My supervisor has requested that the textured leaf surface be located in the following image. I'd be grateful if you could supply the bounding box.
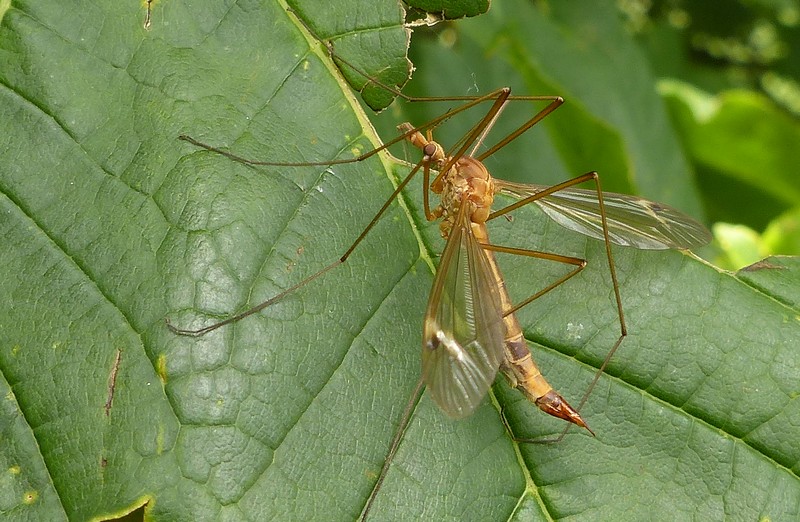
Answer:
[1,1,798,521]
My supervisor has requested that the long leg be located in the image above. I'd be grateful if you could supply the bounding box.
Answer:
[171,84,530,336]
[169,79,559,336]
[481,243,586,317]
[167,98,576,336]
[488,171,625,337]
[177,86,513,170]
[359,377,426,522]
[288,8,557,104]
[173,89,570,336]
[178,82,558,176]
[167,156,427,336]
[286,6,566,172]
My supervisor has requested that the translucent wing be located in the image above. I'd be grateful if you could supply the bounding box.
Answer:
[422,207,507,419]
[495,180,712,250]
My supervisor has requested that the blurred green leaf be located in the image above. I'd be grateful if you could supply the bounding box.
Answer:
[712,208,800,270]
[635,0,800,107]
[662,81,800,228]
[1,1,799,521]
[713,222,767,270]
[631,0,800,256]
[764,206,800,257]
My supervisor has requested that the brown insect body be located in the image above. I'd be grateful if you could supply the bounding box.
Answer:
[406,124,590,431]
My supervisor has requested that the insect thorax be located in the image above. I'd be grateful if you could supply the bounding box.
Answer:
[436,156,495,239]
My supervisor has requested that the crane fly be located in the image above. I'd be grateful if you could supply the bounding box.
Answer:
[403,119,595,429]
[167,17,712,521]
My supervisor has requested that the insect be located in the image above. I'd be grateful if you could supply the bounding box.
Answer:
[167,14,711,520]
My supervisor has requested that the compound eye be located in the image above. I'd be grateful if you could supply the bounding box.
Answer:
[423,143,437,158]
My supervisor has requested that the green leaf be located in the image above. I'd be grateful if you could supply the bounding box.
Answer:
[713,222,767,270]
[764,207,800,258]
[405,0,490,20]
[287,0,410,111]
[712,210,800,271]
[1,1,799,521]
[736,256,800,310]
[661,80,800,229]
